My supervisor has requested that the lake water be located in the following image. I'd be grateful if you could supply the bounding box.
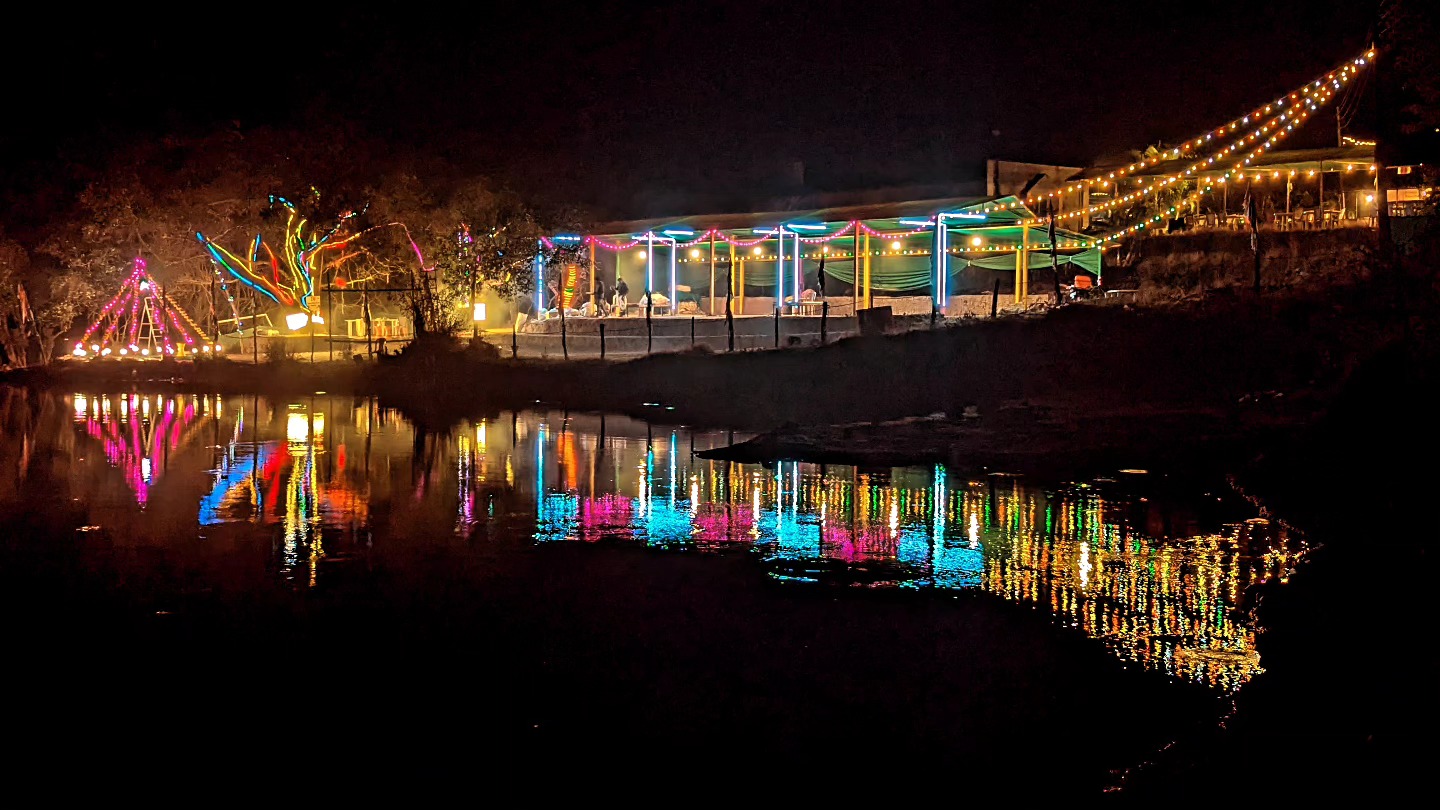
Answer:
[0,388,1308,787]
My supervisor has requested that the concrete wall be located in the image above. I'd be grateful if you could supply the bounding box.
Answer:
[506,314,862,358]
[874,294,1053,316]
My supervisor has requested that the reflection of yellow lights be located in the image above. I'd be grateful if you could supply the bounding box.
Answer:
[476,421,487,451]
[73,394,88,419]
[286,413,310,443]
[313,412,324,438]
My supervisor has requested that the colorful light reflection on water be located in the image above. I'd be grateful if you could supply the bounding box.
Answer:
[58,396,1305,691]
[521,415,1306,692]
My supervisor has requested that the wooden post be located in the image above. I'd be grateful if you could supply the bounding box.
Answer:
[725,259,735,353]
[363,286,372,359]
[251,290,259,364]
[599,321,605,359]
[645,298,653,354]
[708,232,717,316]
[511,320,517,358]
[821,301,828,344]
[1337,164,1345,220]
[773,308,780,349]
[560,304,568,359]
[690,316,696,347]
[1252,241,1262,294]
[991,277,1000,318]
[588,241,596,304]
[327,283,334,361]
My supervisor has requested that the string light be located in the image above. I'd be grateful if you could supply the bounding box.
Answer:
[1026,65,1359,227]
[75,257,212,357]
[940,51,1374,225]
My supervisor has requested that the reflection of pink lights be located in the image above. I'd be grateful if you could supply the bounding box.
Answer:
[691,504,755,544]
[577,495,634,542]
[819,524,897,562]
[78,394,203,506]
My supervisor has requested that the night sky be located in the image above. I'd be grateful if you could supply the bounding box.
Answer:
[6,1,1376,217]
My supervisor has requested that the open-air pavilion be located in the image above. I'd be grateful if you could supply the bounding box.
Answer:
[549,195,1102,320]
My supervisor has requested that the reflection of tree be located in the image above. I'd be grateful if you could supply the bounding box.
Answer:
[0,387,73,499]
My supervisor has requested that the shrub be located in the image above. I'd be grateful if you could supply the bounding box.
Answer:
[265,337,298,365]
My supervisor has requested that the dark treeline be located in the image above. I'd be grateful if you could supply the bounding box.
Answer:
[0,122,590,367]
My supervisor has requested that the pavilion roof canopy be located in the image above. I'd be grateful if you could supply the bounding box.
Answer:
[595,195,1008,237]
[591,194,1091,251]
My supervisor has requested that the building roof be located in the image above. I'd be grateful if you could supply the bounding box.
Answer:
[1076,144,1377,181]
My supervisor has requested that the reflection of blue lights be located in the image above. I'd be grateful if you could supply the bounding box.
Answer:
[533,423,580,542]
[538,493,579,542]
[199,441,274,525]
[636,499,693,547]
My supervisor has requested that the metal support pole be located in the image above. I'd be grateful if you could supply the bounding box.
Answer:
[851,222,860,313]
[775,230,784,314]
[863,230,872,308]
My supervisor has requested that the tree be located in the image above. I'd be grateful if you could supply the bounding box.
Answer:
[0,235,32,366]
[0,232,102,367]
[407,183,548,337]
